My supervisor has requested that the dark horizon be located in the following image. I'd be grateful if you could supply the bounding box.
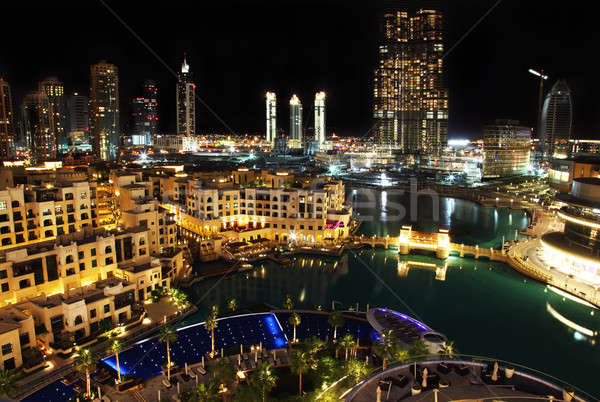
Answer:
[2,0,598,140]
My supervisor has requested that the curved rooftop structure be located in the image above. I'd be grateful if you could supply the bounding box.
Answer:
[367,308,446,351]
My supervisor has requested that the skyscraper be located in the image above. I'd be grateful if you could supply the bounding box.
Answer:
[176,55,195,136]
[314,91,326,146]
[289,94,303,148]
[66,92,89,146]
[90,61,120,161]
[129,80,158,147]
[39,77,68,154]
[482,120,532,178]
[266,92,277,146]
[22,91,55,162]
[373,9,448,153]
[0,78,15,159]
[541,80,573,158]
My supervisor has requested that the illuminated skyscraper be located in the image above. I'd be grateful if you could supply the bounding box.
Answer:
[129,80,158,147]
[66,92,89,146]
[90,61,120,161]
[482,120,531,178]
[314,91,326,146]
[176,55,195,136]
[289,94,303,147]
[22,91,55,162]
[0,78,16,159]
[373,9,448,153]
[39,77,68,154]
[541,80,572,158]
[266,92,277,146]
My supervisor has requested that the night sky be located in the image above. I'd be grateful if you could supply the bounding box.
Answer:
[2,1,598,139]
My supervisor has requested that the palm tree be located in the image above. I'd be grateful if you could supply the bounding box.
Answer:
[345,358,368,384]
[158,325,178,380]
[392,348,410,364]
[328,311,345,340]
[288,311,301,343]
[228,298,238,312]
[409,338,430,360]
[439,340,458,359]
[212,359,236,389]
[0,370,16,397]
[194,379,220,401]
[250,363,277,402]
[372,329,397,371]
[108,339,124,383]
[339,334,356,361]
[205,311,219,357]
[74,348,97,397]
[301,336,325,368]
[283,294,294,310]
[290,350,310,395]
[211,304,220,316]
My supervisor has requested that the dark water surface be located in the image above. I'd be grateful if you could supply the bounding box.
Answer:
[184,189,599,395]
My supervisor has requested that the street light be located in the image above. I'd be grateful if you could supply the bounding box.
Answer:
[528,68,548,155]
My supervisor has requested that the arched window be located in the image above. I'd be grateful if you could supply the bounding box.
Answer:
[105,245,112,254]
[272,196,278,202]
[74,315,83,325]
[206,197,212,203]
[65,255,74,264]
[317,198,323,203]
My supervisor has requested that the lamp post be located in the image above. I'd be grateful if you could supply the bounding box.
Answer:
[528,68,548,156]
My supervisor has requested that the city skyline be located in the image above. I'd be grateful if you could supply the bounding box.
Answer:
[1,1,598,140]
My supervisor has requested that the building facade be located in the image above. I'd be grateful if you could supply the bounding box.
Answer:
[373,9,448,153]
[39,77,68,155]
[0,79,16,160]
[22,92,56,163]
[266,92,277,146]
[66,92,90,148]
[482,120,531,179]
[541,80,572,159]
[314,91,326,147]
[128,80,158,147]
[176,56,195,136]
[289,94,303,148]
[90,61,120,161]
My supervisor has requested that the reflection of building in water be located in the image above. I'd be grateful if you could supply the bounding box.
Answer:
[546,301,596,345]
[396,259,447,281]
[194,254,349,308]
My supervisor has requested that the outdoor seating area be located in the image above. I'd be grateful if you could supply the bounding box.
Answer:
[370,308,429,346]
[346,360,574,402]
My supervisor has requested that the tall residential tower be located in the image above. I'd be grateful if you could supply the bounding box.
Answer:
[66,92,89,147]
[289,94,303,148]
[541,80,573,158]
[130,80,158,147]
[90,61,120,161]
[0,79,16,159]
[176,55,195,136]
[314,91,326,146]
[22,91,55,162]
[373,9,448,153]
[266,92,277,146]
[39,77,68,154]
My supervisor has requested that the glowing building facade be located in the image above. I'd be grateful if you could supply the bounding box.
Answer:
[541,80,572,158]
[373,9,448,153]
[266,92,277,146]
[314,91,326,146]
[289,94,303,148]
[90,61,120,161]
[0,79,15,159]
[543,178,600,285]
[176,56,195,136]
[66,92,89,147]
[482,120,531,179]
[22,92,55,162]
[39,77,68,154]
